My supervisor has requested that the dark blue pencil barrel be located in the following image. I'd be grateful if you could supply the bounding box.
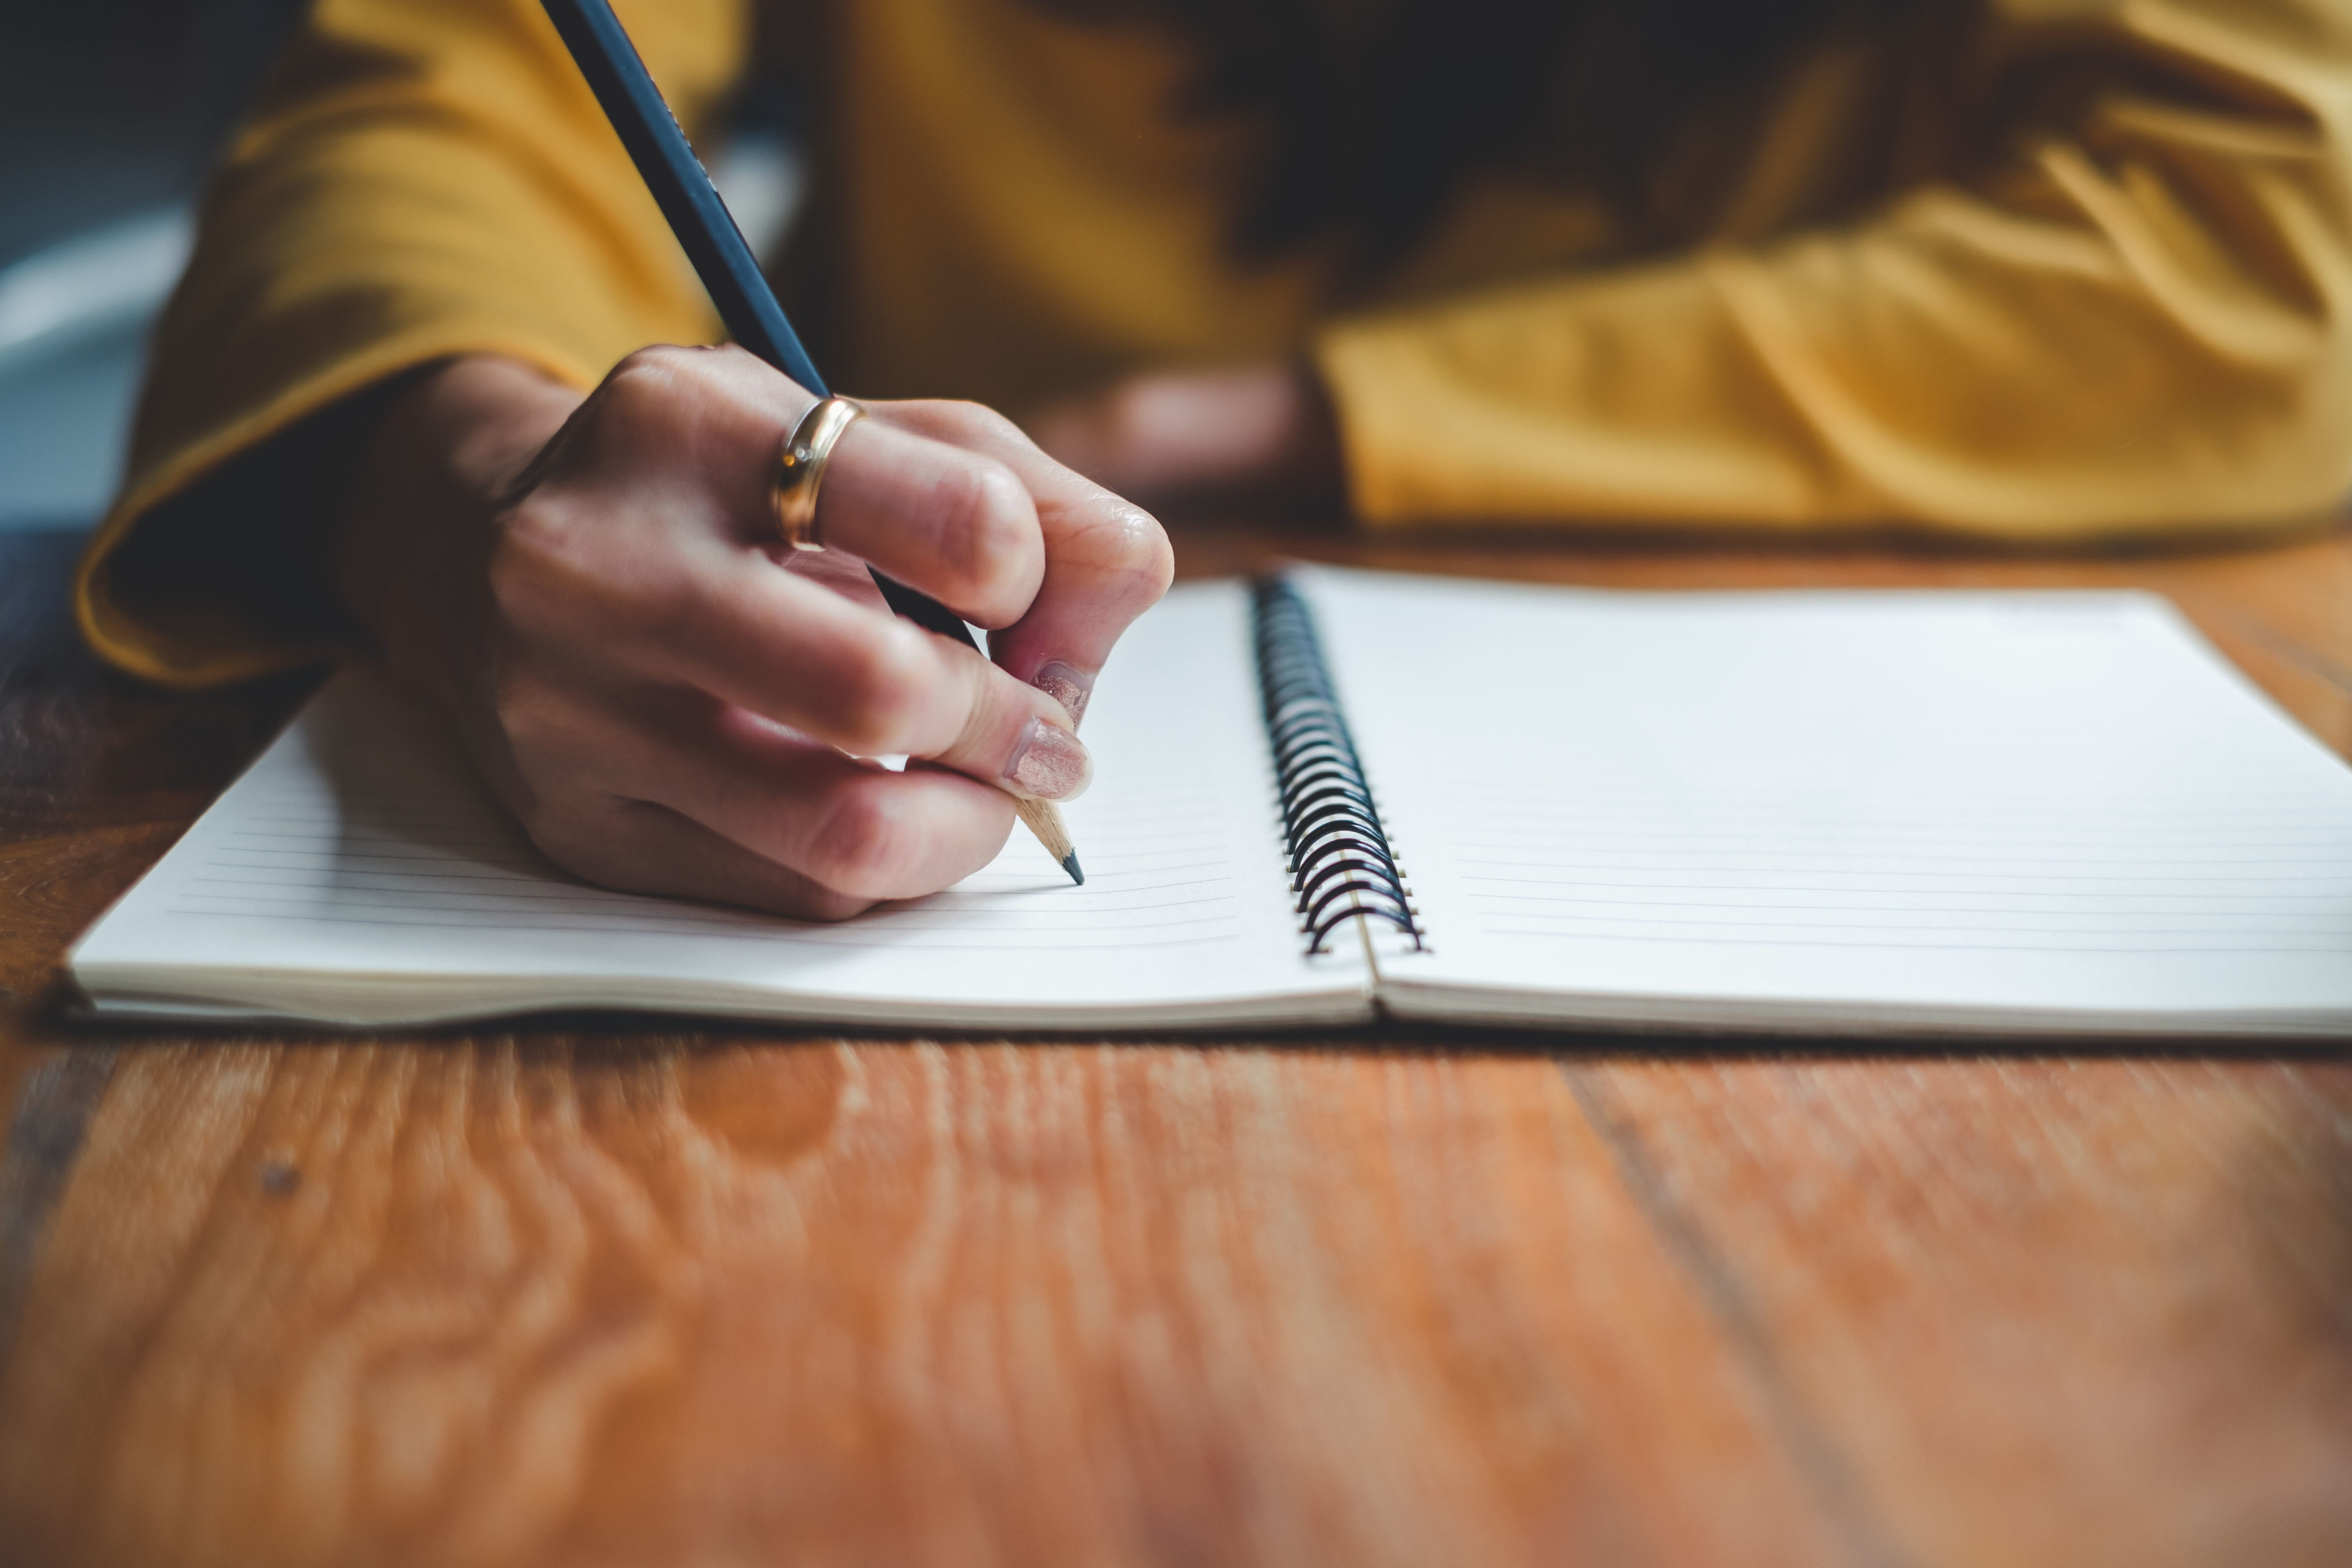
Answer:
[538,0,827,394]
[537,0,980,650]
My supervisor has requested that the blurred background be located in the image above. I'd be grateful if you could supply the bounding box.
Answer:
[0,2,305,534]
[0,2,802,536]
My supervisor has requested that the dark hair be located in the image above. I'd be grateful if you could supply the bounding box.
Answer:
[1138,0,1933,273]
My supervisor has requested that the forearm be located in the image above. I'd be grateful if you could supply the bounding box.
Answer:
[78,0,740,689]
[1310,0,2352,537]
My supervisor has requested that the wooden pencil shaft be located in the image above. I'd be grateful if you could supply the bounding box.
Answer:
[1015,797,1072,861]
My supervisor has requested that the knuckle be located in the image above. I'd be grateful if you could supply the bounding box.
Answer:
[487,498,610,641]
[598,344,718,427]
[490,491,699,653]
[485,661,567,761]
[934,460,1034,583]
[486,661,539,741]
[517,799,611,880]
[945,399,1027,446]
[1090,501,1176,597]
[805,786,914,892]
[794,885,879,923]
[492,686,608,820]
[485,503,561,620]
[906,398,1026,447]
[834,628,935,753]
[608,343,695,392]
[880,398,1037,459]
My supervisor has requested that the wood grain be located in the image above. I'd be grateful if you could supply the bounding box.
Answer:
[1572,1057,2352,1568]
[0,1039,1844,1568]
[2,523,2350,1567]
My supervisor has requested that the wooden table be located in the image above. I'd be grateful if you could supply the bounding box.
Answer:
[3,520,2350,1568]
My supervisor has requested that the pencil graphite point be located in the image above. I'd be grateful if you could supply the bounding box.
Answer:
[1013,797,1081,885]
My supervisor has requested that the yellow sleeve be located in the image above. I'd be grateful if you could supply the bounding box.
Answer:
[1317,0,2352,540]
[78,0,745,688]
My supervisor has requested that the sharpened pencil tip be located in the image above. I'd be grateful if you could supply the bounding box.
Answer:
[1061,853,1084,886]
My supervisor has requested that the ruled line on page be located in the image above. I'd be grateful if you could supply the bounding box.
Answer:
[1452,849,2352,869]
[1400,704,2352,957]
[150,907,1243,950]
[194,850,1236,885]
[1449,828,2352,852]
[1459,881,2352,906]
[1464,905,2352,937]
[1445,805,2352,946]
[1473,926,2352,955]
[163,807,1255,948]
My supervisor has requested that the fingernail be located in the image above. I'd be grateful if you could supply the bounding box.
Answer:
[1032,660,1096,726]
[1004,718,1091,800]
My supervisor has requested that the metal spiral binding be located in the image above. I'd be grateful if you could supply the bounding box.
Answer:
[1251,576,1424,956]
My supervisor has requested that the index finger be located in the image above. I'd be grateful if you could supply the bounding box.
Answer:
[867,402,1174,726]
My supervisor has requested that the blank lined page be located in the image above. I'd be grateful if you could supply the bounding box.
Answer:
[1301,568,2352,1036]
[72,583,1368,1028]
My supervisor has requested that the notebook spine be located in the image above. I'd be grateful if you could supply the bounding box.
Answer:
[1251,576,1424,956]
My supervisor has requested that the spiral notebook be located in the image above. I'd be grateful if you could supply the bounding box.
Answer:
[68,567,2352,1037]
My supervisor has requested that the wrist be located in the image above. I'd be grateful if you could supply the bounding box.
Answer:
[334,356,581,649]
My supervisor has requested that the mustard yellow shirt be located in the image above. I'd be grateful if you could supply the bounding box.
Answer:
[80,0,2352,686]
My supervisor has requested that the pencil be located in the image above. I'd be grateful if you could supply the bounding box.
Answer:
[538,0,1082,885]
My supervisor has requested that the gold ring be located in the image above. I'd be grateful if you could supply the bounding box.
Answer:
[771,395,864,551]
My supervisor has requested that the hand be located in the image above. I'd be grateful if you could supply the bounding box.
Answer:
[1027,359,1344,506]
[335,347,1173,920]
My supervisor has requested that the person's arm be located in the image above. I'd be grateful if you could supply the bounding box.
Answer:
[79,0,1173,919]
[1042,0,2352,540]
[80,0,748,686]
